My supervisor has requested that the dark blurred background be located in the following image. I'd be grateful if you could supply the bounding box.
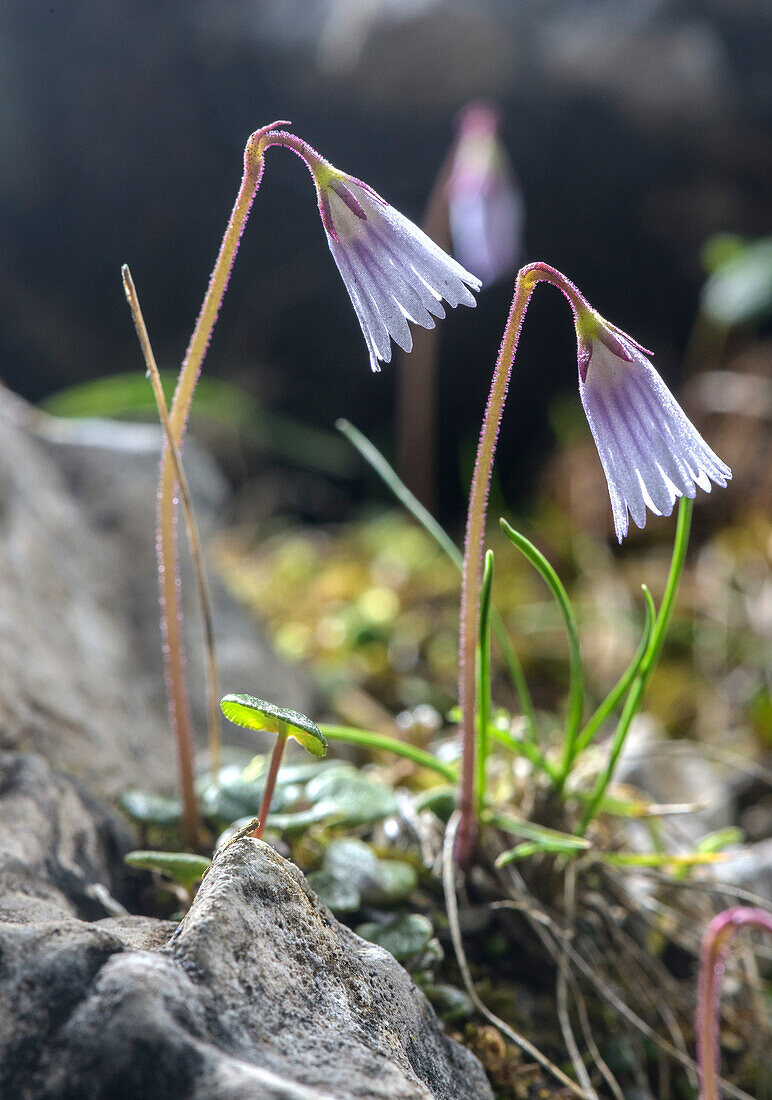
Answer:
[2,0,770,526]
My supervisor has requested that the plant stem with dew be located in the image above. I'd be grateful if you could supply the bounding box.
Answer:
[157,123,286,848]
[456,262,595,867]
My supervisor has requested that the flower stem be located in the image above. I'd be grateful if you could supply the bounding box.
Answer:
[456,267,537,866]
[254,732,288,840]
[157,127,276,849]
[455,261,607,868]
[696,907,772,1100]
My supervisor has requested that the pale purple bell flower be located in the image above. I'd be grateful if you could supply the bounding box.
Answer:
[578,318,731,542]
[317,173,481,372]
[256,127,481,372]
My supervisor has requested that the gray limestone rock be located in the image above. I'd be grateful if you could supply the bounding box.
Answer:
[0,388,312,796]
[0,752,491,1100]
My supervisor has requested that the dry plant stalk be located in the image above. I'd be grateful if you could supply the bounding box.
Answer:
[122,265,221,812]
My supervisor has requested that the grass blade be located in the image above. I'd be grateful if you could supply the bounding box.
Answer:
[337,419,538,739]
[319,724,457,782]
[475,550,494,813]
[500,519,584,786]
[577,499,693,837]
[485,809,591,850]
[573,585,655,756]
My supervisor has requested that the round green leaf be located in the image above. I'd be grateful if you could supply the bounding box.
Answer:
[367,860,418,906]
[220,694,327,757]
[323,837,382,893]
[307,870,361,914]
[119,789,182,827]
[413,786,457,823]
[356,913,433,962]
[124,850,211,891]
[263,804,331,834]
[422,983,475,1022]
[306,771,399,826]
[198,763,291,826]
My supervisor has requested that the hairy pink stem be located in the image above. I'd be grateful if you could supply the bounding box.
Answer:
[253,733,288,840]
[455,262,590,867]
[159,122,340,848]
[696,906,772,1100]
[158,124,283,848]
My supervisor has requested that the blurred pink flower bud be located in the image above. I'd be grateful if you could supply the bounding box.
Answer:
[446,101,524,287]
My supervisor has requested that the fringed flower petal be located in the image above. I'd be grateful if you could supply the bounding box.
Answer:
[321,176,481,371]
[580,333,731,542]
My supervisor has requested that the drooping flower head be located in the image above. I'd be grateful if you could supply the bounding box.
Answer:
[446,100,524,286]
[571,296,731,542]
[255,126,481,372]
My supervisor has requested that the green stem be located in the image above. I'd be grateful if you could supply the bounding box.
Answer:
[494,621,540,746]
[577,497,693,836]
[320,724,457,782]
[499,520,585,790]
[475,550,494,813]
[573,585,655,757]
[642,496,693,674]
[488,725,560,782]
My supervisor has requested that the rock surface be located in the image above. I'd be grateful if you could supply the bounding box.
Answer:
[0,751,491,1099]
[0,387,311,796]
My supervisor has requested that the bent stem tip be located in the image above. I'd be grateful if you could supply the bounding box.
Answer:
[696,906,772,1100]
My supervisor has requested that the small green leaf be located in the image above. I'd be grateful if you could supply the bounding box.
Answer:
[306,771,399,826]
[697,827,744,853]
[496,840,582,866]
[124,850,211,891]
[119,790,182,827]
[369,860,418,905]
[272,760,336,785]
[422,983,475,1022]
[485,810,591,850]
[356,913,433,962]
[220,694,327,757]
[199,784,254,826]
[600,851,728,869]
[323,837,382,890]
[413,786,457,822]
[263,805,332,834]
[198,763,290,825]
[307,871,361,914]
[323,838,417,905]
